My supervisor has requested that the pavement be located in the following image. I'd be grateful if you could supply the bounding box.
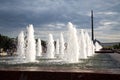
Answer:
[109,53,120,63]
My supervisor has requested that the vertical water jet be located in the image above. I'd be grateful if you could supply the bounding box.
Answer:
[64,22,79,63]
[25,24,36,62]
[46,34,55,58]
[79,29,87,59]
[59,33,65,59]
[17,31,25,58]
[36,38,42,56]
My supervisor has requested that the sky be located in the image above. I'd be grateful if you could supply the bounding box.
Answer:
[0,0,120,43]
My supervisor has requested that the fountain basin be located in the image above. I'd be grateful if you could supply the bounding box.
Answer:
[0,67,120,80]
[0,53,120,80]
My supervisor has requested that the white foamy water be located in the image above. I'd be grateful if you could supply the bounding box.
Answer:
[36,38,42,56]
[17,31,25,58]
[59,33,65,59]
[25,24,36,62]
[95,41,102,51]
[45,34,55,58]
[64,22,80,63]
[79,29,87,59]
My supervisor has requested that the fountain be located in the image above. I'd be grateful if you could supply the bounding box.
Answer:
[59,33,65,59]
[1,21,119,71]
[16,31,25,58]
[45,34,55,58]
[15,22,96,63]
[85,31,94,57]
[25,24,36,62]
[15,22,98,64]
[79,29,87,59]
[36,38,42,57]
[64,22,80,63]
[95,41,102,51]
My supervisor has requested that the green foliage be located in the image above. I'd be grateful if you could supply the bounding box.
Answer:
[0,34,16,51]
[113,43,120,49]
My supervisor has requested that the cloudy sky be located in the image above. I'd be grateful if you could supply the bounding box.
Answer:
[0,0,120,42]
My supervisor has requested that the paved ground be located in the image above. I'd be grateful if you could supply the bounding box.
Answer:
[109,53,120,63]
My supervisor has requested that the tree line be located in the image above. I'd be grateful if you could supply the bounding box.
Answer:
[0,34,16,52]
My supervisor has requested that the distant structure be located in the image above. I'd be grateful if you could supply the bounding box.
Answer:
[91,10,94,42]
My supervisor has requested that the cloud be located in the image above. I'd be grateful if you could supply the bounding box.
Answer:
[98,20,119,27]
[95,33,120,42]
[96,11,118,15]
[0,0,120,42]
[94,19,120,42]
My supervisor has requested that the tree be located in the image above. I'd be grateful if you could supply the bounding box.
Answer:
[0,34,16,52]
